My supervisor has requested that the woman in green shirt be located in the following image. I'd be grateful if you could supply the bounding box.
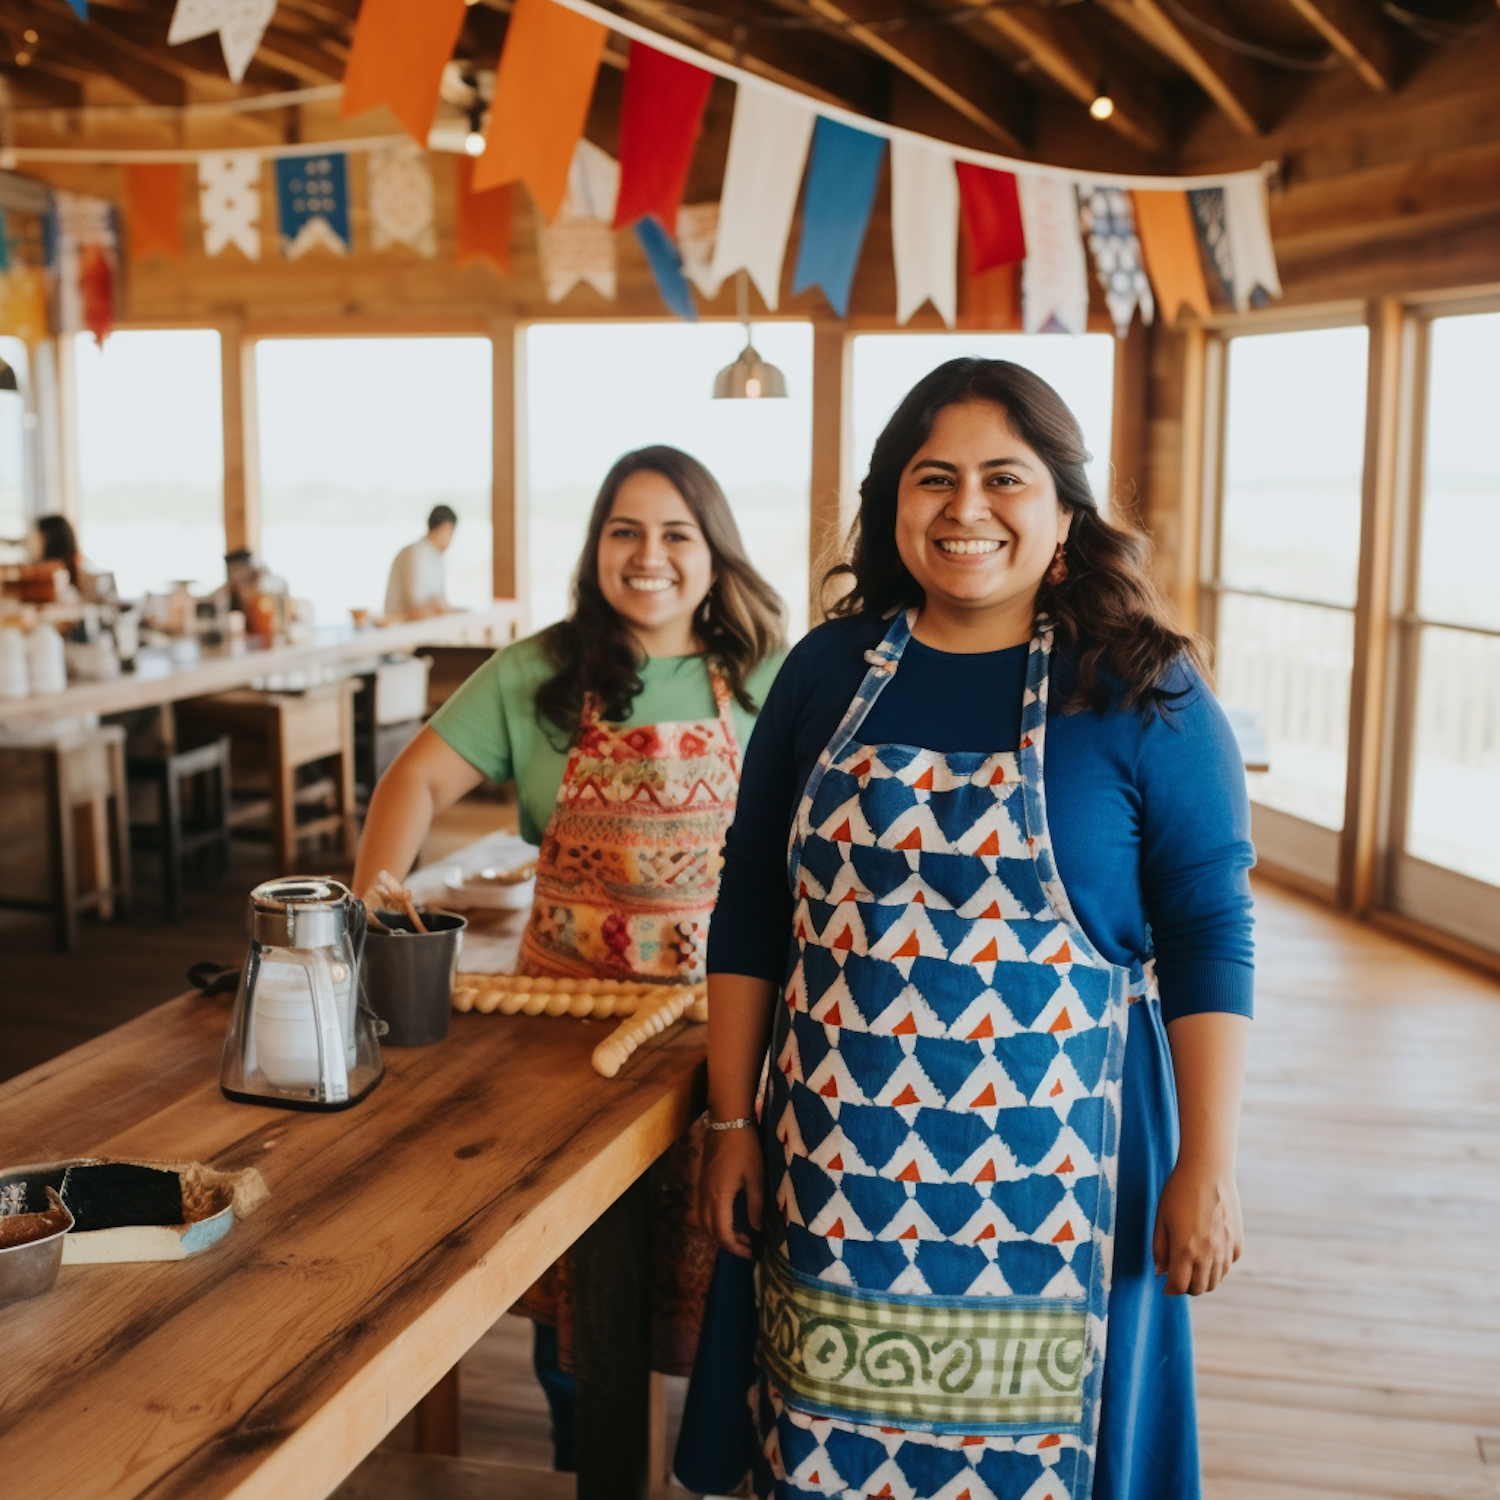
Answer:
[353,443,788,1467]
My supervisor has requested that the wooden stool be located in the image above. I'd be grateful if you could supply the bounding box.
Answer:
[176,679,358,876]
[127,735,232,922]
[0,723,132,951]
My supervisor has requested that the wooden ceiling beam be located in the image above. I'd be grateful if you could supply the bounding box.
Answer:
[942,0,1170,154]
[252,26,348,85]
[1281,0,1399,92]
[1095,0,1263,136]
[0,61,85,109]
[11,0,188,106]
[762,0,1032,153]
[84,8,304,92]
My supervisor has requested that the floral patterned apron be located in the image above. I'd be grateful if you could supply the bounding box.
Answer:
[517,664,741,1374]
[756,611,1151,1500]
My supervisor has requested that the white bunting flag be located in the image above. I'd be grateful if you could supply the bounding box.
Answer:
[891,137,958,327]
[1222,175,1281,312]
[198,151,262,260]
[369,144,435,257]
[709,81,815,311]
[1078,184,1153,337]
[49,192,118,339]
[676,204,723,300]
[1017,173,1089,335]
[537,139,620,304]
[168,0,277,84]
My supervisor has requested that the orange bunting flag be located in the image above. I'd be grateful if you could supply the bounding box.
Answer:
[1131,190,1211,326]
[124,164,183,262]
[340,0,467,144]
[473,0,607,218]
[455,156,512,275]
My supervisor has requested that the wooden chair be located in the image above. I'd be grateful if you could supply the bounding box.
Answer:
[176,678,359,876]
[0,723,132,951]
[127,735,232,921]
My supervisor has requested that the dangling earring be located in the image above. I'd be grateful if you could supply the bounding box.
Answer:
[1046,543,1068,586]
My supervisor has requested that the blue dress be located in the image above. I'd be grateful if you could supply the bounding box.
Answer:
[684,615,1254,1500]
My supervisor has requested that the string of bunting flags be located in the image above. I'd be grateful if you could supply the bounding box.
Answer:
[0,0,1280,346]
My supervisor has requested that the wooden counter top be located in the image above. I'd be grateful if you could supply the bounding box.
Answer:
[0,989,706,1500]
[0,605,523,728]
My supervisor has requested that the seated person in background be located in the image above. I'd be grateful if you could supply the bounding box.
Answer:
[31,514,111,602]
[384,505,457,622]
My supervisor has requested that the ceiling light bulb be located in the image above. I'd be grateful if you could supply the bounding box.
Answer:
[1089,92,1115,121]
[464,130,486,157]
[15,50,31,66]
[744,377,762,399]
[23,28,39,43]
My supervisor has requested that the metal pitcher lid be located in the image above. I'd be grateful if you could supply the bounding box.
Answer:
[250,877,352,949]
[251,877,351,912]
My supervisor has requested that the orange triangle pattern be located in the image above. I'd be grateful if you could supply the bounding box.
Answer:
[895,827,923,851]
[893,932,922,958]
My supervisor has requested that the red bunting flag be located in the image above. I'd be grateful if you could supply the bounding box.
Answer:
[613,43,714,231]
[124,164,183,262]
[955,163,1026,275]
[340,0,467,143]
[454,157,512,276]
[474,0,608,219]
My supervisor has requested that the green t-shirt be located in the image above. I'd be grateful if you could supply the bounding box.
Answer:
[429,632,788,845]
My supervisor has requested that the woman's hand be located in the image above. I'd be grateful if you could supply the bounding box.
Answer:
[698,1125,764,1260]
[1152,1161,1242,1295]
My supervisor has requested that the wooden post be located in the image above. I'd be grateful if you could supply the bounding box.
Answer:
[1174,325,1208,634]
[1338,297,1413,913]
[490,319,525,616]
[221,319,261,557]
[573,1167,655,1500]
[1109,317,1149,516]
[809,323,853,625]
[413,1366,461,1456]
[53,335,82,525]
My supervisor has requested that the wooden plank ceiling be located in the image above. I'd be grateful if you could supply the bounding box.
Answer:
[0,0,1472,170]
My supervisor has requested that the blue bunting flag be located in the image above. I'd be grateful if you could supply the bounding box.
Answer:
[635,215,697,321]
[275,154,351,258]
[792,117,885,318]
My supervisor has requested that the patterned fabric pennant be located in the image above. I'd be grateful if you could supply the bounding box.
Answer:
[636,215,696,321]
[1187,187,1234,306]
[955,163,1025,275]
[613,43,714,231]
[536,140,620,302]
[167,0,277,85]
[0,266,52,346]
[125,164,183,262]
[275,154,350,258]
[198,151,261,259]
[1017,173,1088,335]
[675,203,722,300]
[792,116,884,320]
[454,157,511,275]
[891,136,958,327]
[340,0,467,143]
[709,80,816,312]
[1132,189,1211,326]
[1079,184,1153,337]
[1222,174,1281,311]
[473,0,608,216]
[48,192,119,345]
[369,144,435,256]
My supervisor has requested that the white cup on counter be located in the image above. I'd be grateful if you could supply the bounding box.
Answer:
[0,627,29,699]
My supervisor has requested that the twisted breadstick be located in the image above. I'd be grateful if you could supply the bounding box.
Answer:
[592,987,700,1078]
[452,974,706,1017]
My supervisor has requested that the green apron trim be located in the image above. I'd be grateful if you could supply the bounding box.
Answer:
[758,1252,1088,1429]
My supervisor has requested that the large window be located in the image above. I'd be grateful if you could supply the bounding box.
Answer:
[74,329,225,597]
[255,338,493,625]
[524,323,813,639]
[852,333,1117,507]
[1212,326,1368,833]
[1404,313,1500,888]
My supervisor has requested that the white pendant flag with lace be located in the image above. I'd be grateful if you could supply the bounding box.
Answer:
[1017,172,1089,335]
[369,144,436,256]
[168,0,277,84]
[891,137,958,327]
[537,139,620,303]
[198,151,262,259]
[675,204,722,300]
[1222,174,1281,312]
[709,81,815,311]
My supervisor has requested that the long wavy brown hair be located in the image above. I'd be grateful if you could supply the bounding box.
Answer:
[826,358,1205,714]
[535,445,786,741]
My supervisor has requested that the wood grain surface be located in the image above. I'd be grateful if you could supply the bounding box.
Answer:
[0,992,706,1500]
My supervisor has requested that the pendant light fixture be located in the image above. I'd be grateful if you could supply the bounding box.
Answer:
[712,271,788,400]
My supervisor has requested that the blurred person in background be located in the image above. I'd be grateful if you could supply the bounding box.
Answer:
[384,504,458,621]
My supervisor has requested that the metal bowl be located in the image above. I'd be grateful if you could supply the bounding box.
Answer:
[0,1202,74,1308]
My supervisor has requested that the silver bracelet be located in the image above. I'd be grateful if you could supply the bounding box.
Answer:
[708,1116,755,1132]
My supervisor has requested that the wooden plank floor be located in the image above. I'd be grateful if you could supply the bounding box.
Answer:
[5,837,1497,1496]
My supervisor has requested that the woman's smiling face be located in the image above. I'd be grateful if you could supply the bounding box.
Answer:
[895,399,1072,639]
[596,469,716,655]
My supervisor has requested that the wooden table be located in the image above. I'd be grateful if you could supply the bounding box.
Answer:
[0,606,523,729]
[0,988,706,1500]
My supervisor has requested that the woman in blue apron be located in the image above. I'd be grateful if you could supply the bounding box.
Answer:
[692,359,1253,1500]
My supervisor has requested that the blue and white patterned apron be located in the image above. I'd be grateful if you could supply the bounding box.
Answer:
[755,609,1155,1500]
